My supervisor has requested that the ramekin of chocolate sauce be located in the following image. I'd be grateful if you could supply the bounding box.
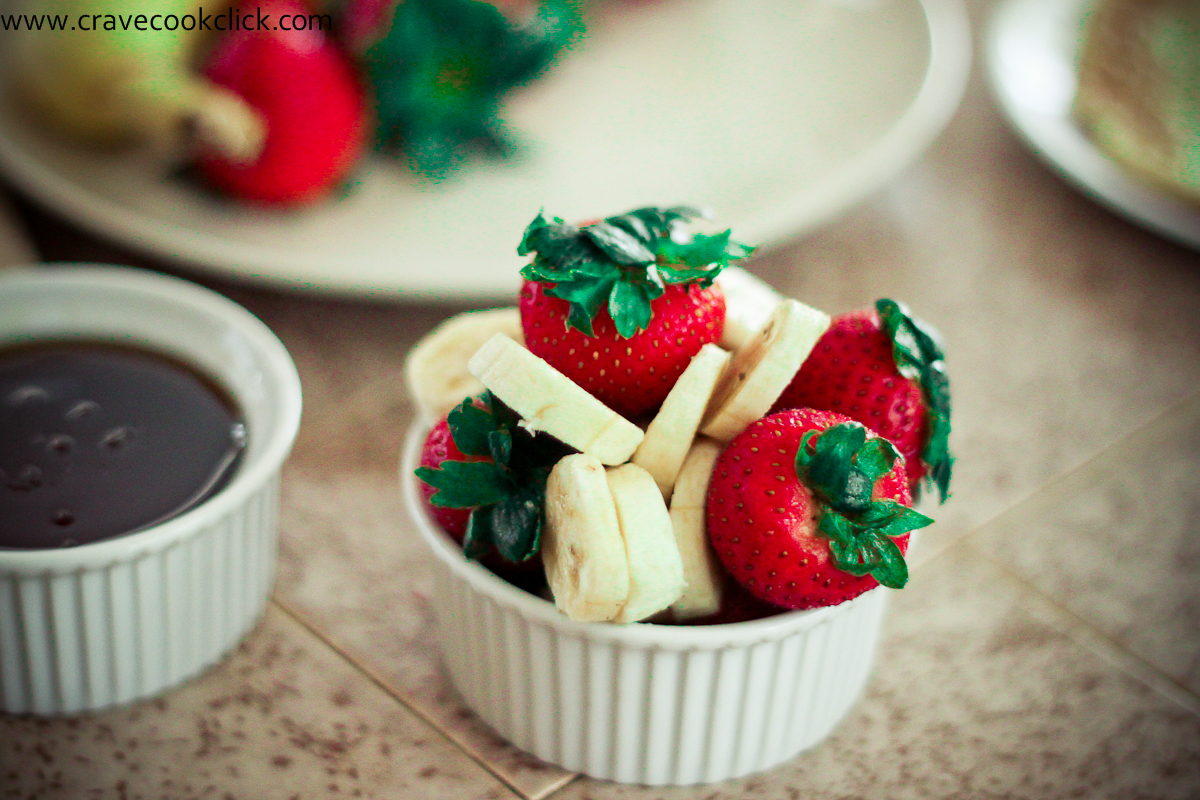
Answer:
[0,266,301,714]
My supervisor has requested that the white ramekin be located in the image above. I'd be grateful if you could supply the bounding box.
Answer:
[0,265,302,715]
[401,424,891,786]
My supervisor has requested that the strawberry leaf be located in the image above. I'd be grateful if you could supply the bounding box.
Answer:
[416,392,566,563]
[487,428,512,468]
[448,396,495,457]
[585,222,655,265]
[545,274,615,336]
[857,500,934,538]
[657,231,756,288]
[609,274,662,338]
[489,475,547,561]
[817,506,922,589]
[797,422,931,589]
[796,423,872,512]
[462,506,494,560]
[855,438,901,490]
[518,205,754,337]
[876,298,954,504]
[415,461,512,508]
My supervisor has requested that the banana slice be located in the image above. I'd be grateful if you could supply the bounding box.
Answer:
[405,309,524,424]
[468,334,644,465]
[606,464,685,623]
[543,454,631,622]
[700,299,830,442]
[632,344,730,501]
[668,438,726,620]
[716,267,784,351]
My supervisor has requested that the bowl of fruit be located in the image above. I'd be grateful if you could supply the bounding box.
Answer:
[400,206,952,785]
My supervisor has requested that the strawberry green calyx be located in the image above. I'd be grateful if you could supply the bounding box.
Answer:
[876,298,953,504]
[795,423,933,589]
[366,0,583,178]
[518,206,755,338]
[415,392,565,562]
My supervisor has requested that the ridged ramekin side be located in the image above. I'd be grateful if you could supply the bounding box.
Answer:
[428,538,889,785]
[0,476,279,715]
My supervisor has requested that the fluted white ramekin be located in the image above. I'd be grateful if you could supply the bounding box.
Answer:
[0,266,302,714]
[401,425,890,786]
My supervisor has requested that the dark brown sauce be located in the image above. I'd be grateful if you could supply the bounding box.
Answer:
[0,342,247,549]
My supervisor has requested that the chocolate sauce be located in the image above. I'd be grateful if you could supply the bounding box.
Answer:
[0,342,247,549]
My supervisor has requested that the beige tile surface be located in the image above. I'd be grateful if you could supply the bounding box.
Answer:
[970,394,1200,694]
[249,298,574,800]
[551,545,1200,800]
[274,468,575,800]
[0,605,518,800]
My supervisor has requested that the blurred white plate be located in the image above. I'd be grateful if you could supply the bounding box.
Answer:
[987,0,1200,250]
[0,0,969,300]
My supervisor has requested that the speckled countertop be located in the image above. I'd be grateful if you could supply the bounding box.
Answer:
[2,0,1200,796]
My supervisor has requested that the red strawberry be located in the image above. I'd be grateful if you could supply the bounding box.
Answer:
[418,414,489,541]
[520,280,725,418]
[772,299,952,503]
[416,394,572,586]
[707,408,932,610]
[199,0,367,205]
[517,206,752,418]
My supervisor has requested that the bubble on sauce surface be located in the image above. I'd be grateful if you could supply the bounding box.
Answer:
[47,434,75,456]
[65,400,100,421]
[7,385,50,407]
[98,426,137,453]
[231,423,247,448]
[7,464,45,491]
[52,509,75,527]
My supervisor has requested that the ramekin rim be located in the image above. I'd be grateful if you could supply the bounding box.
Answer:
[0,264,302,572]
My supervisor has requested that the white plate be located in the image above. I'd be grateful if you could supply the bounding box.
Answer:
[986,0,1200,250]
[0,0,969,300]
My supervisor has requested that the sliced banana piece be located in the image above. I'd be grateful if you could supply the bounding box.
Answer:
[405,309,523,424]
[469,334,644,465]
[542,454,631,622]
[668,438,726,620]
[716,267,784,351]
[632,344,730,501]
[606,464,685,623]
[700,299,830,442]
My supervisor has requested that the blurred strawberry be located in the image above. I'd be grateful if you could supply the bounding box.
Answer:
[198,0,367,204]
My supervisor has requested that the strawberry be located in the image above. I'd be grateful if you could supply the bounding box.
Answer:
[415,392,569,563]
[772,299,953,503]
[198,0,367,205]
[707,408,933,610]
[520,280,725,419]
[518,206,752,418]
[418,413,490,541]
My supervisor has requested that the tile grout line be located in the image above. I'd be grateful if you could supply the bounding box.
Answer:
[957,539,1200,717]
[912,388,1200,572]
[529,772,580,800]
[270,596,560,800]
